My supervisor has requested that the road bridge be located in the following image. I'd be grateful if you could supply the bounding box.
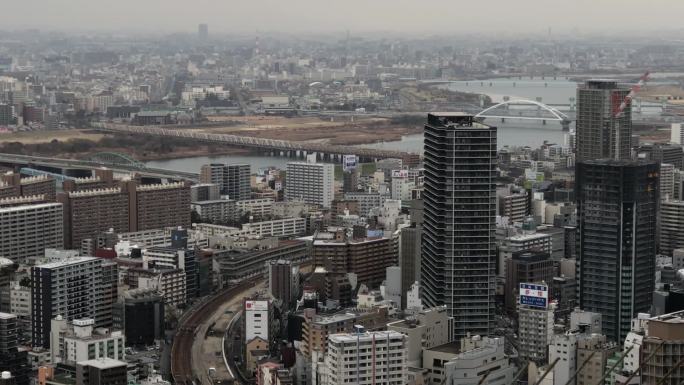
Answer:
[0,153,198,182]
[93,122,421,165]
[475,99,573,129]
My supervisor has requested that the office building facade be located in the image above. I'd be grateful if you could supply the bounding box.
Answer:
[576,160,659,342]
[421,113,497,338]
[504,251,555,312]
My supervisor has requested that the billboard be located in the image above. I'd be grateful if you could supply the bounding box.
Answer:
[391,169,409,179]
[343,155,358,172]
[519,283,548,309]
[245,300,269,311]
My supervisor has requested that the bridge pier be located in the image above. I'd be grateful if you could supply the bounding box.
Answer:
[561,119,571,131]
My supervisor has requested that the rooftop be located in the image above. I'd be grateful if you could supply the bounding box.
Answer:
[37,256,98,269]
[68,187,122,198]
[508,232,551,242]
[0,197,53,209]
[329,330,404,343]
[427,341,461,355]
[77,357,127,370]
[0,312,17,320]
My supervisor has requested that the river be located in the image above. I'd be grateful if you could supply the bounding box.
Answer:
[146,77,581,172]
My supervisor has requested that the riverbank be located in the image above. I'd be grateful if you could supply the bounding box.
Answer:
[0,131,256,161]
[201,115,425,145]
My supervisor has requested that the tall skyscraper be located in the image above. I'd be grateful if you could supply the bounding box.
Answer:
[198,23,209,41]
[576,80,632,162]
[576,159,658,342]
[421,113,497,338]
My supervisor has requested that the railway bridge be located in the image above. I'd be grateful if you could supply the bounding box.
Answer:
[93,122,422,165]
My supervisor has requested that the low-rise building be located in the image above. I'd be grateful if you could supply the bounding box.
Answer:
[191,199,238,224]
[443,336,516,385]
[387,306,452,367]
[50,318,125,366]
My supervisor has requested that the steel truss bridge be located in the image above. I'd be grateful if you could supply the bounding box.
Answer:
[93,122,420,163]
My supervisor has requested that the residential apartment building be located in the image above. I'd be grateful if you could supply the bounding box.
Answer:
[216,240,308,286]
[200,163,251,201]
[285,162,334,208]
[321,330,407,385]
[421,113,497,339]
[31,257,117,348]
[58,181,191,249]
[190,183,220,202]
[659,200,684,257]
[343,192,385,217]
[58,188,130,249]
[300,307,391,359]
[191,199,238,224]
[236,198,273,220]
[128,182,191,232]
[313,229,396,288]
[518,302,556,364]
[0,200,63,262]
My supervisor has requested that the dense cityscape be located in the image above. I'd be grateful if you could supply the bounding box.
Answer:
[2,12,684,385]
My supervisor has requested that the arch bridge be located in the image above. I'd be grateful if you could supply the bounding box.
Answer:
[86,152,147,169]
[475,99,572,129]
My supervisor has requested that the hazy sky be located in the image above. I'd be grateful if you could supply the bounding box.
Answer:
[5,0,684,35]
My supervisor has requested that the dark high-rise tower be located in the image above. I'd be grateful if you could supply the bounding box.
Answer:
[576,80,632,162]
[421,113,497,338]
[576,159,658,343]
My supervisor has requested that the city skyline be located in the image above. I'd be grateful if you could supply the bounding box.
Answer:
[2,15,684,384]
[3,0,684,35]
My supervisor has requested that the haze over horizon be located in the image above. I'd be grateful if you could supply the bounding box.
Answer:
[4,0,684,36]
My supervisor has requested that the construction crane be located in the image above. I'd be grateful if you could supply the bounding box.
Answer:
[614,71,650,118]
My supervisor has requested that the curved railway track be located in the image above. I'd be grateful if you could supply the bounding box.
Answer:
[171,278,260,385]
